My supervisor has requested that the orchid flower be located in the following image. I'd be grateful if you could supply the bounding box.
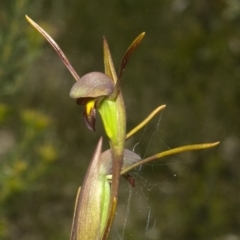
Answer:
[26,15,145,235]
[26,15,219,240]
[69,133,218,240]
[69,138,141,240]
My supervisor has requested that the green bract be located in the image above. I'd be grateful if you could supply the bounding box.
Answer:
[70,138,110,240]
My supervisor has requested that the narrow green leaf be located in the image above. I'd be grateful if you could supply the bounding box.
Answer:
[126,104,166,140]
[119,142,220,175]
[106,142,220,180]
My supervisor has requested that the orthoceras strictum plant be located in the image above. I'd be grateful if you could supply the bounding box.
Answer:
[26,15,220,240]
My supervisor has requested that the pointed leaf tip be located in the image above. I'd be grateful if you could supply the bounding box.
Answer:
[115,32,146,91]
[103,37,117,83]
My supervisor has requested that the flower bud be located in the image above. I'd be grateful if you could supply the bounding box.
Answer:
[71,137,110,240]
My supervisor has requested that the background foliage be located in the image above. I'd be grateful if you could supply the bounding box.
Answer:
[0,0,240,239]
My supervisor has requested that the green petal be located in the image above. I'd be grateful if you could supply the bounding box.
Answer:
[69,72,114,99]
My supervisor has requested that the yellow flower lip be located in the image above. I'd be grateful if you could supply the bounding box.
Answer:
[86,99,95,116]
[83,99,97,131]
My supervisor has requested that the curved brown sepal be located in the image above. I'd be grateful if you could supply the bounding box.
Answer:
[25,15,81,82]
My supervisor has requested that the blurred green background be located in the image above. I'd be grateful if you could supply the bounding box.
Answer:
[0,0,240,239]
